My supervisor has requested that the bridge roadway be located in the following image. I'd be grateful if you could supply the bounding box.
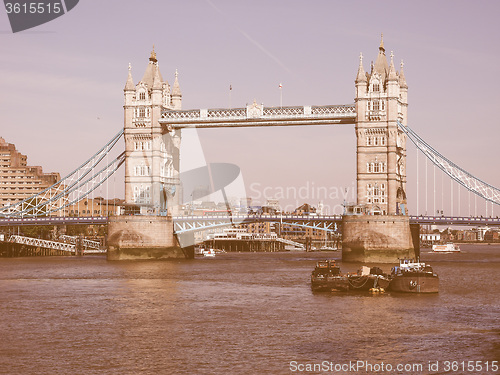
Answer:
[1,215,500,230]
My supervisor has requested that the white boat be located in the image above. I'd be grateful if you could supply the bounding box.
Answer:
[202,249,216,257]
[319,246,338,251]
[432,243,460,252]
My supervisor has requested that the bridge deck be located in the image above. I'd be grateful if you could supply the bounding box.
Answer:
[1,215,499,229]
[160,104,356,129]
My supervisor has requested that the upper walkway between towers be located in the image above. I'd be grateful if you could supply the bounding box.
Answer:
[159,103,356,129]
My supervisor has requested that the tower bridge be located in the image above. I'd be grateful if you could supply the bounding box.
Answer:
[1,36,500,261]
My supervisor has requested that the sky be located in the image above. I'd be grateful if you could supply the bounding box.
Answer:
[1,0,499,216]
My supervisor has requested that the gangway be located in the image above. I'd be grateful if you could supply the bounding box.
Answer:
[276,237,305,250]
[8,235,106,254]
[59,235,102,250]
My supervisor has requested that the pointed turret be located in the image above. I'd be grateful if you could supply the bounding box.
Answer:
[142,46,164,88]
[373,33,389,82]
[171,69,182,110]
[172,69,181,97]
[124,63,135,91]
[355,52,367,83]
[388,51,398,81]
[399,60,408,88]
[152,63,163,90]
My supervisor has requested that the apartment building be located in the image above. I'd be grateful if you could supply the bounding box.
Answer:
[0,137,60,210]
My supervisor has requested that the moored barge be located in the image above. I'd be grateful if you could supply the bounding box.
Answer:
[389,259,439,293]
[311,260,349,291]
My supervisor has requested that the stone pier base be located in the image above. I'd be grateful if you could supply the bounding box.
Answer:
[107,215,191,260]
[342,215,416,263]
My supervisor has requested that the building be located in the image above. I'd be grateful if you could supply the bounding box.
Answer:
[64,197,124,217]
[484,229,500,242]
[123,47,182,214]
[354,34,408,215]
[0,137,60,211]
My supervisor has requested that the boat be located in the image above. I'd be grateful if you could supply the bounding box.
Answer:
[311,262,389,292]
[202,248,216,257]
[389,259,439,293]
[319,246,338,251]
[432,243,460,252]
[346,266,391,292]
[311,260,349,291]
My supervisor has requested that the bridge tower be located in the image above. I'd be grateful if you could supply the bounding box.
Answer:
[108,48,185,260]
[343,36,416,263]
[123,48,182,215]
[354,35,408,215]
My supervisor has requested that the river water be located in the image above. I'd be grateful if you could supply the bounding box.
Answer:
[0,245,498,375]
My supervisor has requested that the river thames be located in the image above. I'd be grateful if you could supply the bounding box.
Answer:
[0,245,498,375]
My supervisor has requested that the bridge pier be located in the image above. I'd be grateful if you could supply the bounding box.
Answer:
[107,215,187,260]
[341,215,416,263]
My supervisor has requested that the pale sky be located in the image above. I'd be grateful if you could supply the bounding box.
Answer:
[1,0,499,216]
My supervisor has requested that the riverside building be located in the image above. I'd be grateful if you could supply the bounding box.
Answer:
[0,137,60,212]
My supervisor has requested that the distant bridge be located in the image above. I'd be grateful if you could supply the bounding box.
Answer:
[1,214,500,232]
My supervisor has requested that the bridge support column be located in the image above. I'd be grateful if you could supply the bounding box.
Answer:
[342,215,416,263]
[107,215,185,260]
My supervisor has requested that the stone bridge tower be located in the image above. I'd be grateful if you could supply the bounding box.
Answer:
[108,49,185,260]
[342,36,416,263]
[354,35,408,215]
[123,48,182,215]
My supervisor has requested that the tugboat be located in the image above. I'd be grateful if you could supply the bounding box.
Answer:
[346,266,391,292]
[311,260,349,292]
[389,259,439,293]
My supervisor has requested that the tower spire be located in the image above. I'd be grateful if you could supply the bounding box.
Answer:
[149,45,157,63]
[171,69,182,110]
[124,63,135,91]
[373,33,389,82]
[355,52,367,83]
[388,50,397,81]
[152,62,162,90]
[399,59,408,88]
[172,69,181,96]
[379,33,385,54]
